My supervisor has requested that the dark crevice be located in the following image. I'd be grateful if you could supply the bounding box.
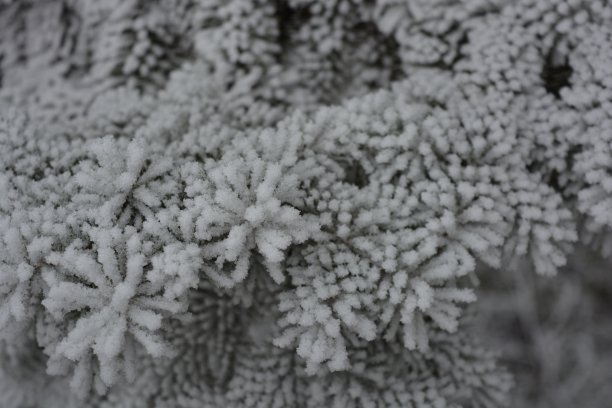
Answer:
[341,159,368,188]
[542,40,572,98]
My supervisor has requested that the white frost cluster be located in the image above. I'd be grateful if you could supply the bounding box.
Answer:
[181,155,319,287]
[42,225,201,395]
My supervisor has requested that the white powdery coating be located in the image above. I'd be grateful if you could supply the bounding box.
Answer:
[180,153,320,288]
[2,0,612,406]
[70,135,178,228]
[42,226,201,395]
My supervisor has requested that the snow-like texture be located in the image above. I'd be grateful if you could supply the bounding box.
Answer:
[1,0,612,407]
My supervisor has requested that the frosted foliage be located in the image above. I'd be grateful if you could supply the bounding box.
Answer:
[560,23,612,255]
[175,149,320,287]
[0,226,56,338]
[2,0,612,407]
[71,136,178,228]
[304,332,512,408]
[42,226,201,395]
[373,0,504,68]
[272,80,577,369]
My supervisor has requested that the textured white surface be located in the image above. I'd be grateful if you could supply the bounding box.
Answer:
[1,0,611,407]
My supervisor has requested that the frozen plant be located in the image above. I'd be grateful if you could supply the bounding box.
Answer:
[1,0,612,407]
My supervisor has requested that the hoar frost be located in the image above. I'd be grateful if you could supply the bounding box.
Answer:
[2,0,612,407]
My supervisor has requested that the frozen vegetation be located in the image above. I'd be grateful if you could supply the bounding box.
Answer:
[1,0,612,407]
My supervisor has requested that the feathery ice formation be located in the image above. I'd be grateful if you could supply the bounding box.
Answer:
[2,0,612,407]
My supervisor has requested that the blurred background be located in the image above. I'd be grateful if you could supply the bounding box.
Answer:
[475,248,612,408]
